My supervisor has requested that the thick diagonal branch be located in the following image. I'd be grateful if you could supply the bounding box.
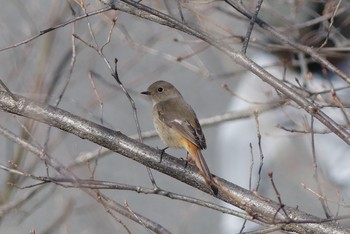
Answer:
[0,89,348,233]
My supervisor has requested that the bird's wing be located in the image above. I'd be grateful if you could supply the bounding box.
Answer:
[157,109,206,150]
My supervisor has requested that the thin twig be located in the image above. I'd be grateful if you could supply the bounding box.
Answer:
[310,116,332,218]
[268,172,290,222]
[124,200,153,234]
[254,111,264,191]
[87,71,104,177]
[318,0,343,50]
[43,15,78,178]
[241,0,264,54]
[0,7,112,52]
[112,59,158,189]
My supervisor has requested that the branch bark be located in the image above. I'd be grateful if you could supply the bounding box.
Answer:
[0,87,348,233]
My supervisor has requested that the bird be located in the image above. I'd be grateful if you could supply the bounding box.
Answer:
[141,80,218,195]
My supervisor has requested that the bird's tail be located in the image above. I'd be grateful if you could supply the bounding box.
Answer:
[188,145,218,195]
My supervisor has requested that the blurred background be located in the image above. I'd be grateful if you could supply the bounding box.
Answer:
[0,0,349,233]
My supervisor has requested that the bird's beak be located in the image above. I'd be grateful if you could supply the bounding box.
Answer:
[141,91,150,95]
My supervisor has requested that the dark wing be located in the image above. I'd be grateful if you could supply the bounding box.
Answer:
[157,100,206,150]
[193,117,206,149]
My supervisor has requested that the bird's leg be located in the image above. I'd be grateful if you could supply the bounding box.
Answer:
[180,152,194,168]
[158,147,169,163]
[179,158,188,168]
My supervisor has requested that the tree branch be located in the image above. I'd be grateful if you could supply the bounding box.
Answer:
[0,86,348,233]
[102,0,350,145]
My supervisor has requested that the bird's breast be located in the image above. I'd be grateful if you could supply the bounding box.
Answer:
[153,116,184,148]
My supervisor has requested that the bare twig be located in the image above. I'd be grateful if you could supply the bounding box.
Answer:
[112,59,158,189]
[101,194,171,234]
[254,111,264,191]
[310,116,332,218]
[241,0,264,54]
[87,71,104,177]
[268,172,289,222]
[318,0,343,50]
[0,7,111,52]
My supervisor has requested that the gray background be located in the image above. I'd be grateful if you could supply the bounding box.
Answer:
[0,1,349,233]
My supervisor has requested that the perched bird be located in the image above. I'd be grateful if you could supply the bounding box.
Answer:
[142,80,218,195]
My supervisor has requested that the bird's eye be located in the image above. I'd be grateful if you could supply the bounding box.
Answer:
[157,87,164,93]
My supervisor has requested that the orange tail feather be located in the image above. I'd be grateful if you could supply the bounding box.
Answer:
[187,144,218,195]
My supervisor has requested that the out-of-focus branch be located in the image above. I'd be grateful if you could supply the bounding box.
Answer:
[0,85,348,233]
[101,0,350,145]
[224,0,350,84]
[0,7,111,53]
